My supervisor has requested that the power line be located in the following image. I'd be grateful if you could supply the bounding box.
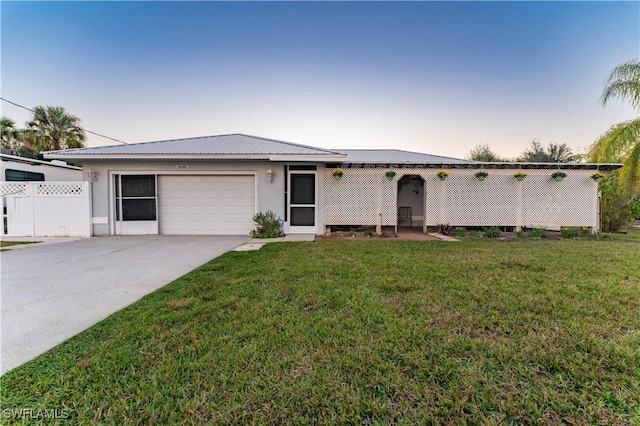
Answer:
[1,97,129,145]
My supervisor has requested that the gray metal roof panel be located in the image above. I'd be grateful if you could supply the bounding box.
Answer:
[333,149,474,164]
[47,134,340,156]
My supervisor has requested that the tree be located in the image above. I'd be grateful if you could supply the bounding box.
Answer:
[1,116,20,150]
[588,59,640,194]
[467,144,505,162]
[517,139,576,163]
[25,106,86,152]
[598,170,640,232]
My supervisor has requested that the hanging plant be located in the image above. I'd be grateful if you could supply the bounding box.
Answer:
[435,170,449,181]
[513,171,527,181]
[332,168,344,180]
[385,170,396,181]
[474,171,488,181]
[551,171,567,182]
[590,172,606,183]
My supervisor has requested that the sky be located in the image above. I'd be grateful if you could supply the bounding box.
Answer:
[1,1,639,159]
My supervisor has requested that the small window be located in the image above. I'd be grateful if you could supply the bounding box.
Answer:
[5,169,45,181]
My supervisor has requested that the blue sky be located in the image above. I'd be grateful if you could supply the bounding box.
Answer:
[1,1,638,159]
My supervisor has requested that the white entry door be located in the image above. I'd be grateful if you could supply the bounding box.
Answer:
[288,171,316,234]
[114,174,159,235]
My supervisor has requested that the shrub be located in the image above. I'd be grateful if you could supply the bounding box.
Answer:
[599,170,640,232]
[436,223,454,236]
[561,227,579,239]
[364,230,374,238]
[528,228,548,238]
[454,227,466,238]
[483,227,501,238]
[515,230,525,238]
[469,231,483,239]
[250,210,283,238]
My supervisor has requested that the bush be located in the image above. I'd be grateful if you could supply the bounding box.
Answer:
[436,223,454,236]
[528,228,548,239]
[561,227,579,239]
[454,227,466,238]
[250,210,283,238]
[483,227,501,238]
[599,170,640,232]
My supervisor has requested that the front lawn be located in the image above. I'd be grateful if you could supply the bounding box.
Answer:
[2,239,639,424]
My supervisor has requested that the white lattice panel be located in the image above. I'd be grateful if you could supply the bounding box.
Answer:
[0,183,28,197]
[324,169,399,225]
[325,168,599,230]
[35,182,85,197]
[521,172,598,228]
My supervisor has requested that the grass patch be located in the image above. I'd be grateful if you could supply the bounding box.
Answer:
[0,240,37,248]
[1,240,639,424]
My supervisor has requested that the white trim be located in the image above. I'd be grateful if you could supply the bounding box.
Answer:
[92,216,108,224]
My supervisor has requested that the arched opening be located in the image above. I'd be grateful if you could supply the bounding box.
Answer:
[397,174,425,235]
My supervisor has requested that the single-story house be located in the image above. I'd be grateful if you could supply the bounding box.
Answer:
[44,133,619,236]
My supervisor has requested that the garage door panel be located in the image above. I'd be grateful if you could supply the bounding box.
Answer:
[158,175,255,235]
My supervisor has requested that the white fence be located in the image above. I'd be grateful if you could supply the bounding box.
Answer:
[1,182,91,237]
[324,168,600,231]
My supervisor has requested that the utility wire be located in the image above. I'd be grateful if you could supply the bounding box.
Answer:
[1,97,129,145]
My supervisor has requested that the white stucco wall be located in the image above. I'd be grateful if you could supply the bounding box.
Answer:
[82,160,325,235]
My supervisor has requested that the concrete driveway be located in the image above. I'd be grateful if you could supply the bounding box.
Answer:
[1,235,249,375]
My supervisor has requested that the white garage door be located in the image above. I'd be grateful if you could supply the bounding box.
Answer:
[158,175,255,235]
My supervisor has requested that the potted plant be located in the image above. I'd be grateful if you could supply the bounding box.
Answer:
[513,171,527,181]
[385,170,396,181]
[332,168,344,180]
[551,171,567,182]
[435,170,449,181]
[474,171,488,181]
[590,171,606,182]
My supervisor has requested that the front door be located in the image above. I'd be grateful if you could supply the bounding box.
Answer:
[114,174,159,235]
[288,171,316,233]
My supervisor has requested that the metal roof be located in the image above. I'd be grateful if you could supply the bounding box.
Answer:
[45,134,342,157]
[332,149,474,165]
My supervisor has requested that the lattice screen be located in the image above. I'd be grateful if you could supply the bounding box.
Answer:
[35,182,85,196]
[324,168,599,230]
[0,183,28,197]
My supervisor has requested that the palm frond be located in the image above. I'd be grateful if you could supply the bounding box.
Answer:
[619,140,640,196]
[589,118,640,194]
[601,58,640,111]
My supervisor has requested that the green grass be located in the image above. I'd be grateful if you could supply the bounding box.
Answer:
[2,239,639,424]
[0,240,37,248]
[603,225,640,241]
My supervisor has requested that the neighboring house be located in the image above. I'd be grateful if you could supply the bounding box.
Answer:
[43,133,619,236]
[1,152,86,237]
[1,151,82,182]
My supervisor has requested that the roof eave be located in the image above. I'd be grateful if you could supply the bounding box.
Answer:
[43,153,348,162]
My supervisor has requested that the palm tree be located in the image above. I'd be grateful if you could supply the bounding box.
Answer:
[588,59,640,194]
[26,106,86,151]
[1,116,20,150]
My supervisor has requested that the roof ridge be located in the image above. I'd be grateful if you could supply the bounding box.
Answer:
[50,133,341,155]
[235,133,340,155]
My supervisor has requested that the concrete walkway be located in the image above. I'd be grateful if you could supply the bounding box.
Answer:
[234,234,316,251]
[0,235,248,375]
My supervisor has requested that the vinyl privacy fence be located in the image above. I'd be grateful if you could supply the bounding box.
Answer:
[1,182,91,237]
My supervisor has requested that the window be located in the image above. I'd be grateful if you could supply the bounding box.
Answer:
[115,175,157,221]
[5,169,45,181]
